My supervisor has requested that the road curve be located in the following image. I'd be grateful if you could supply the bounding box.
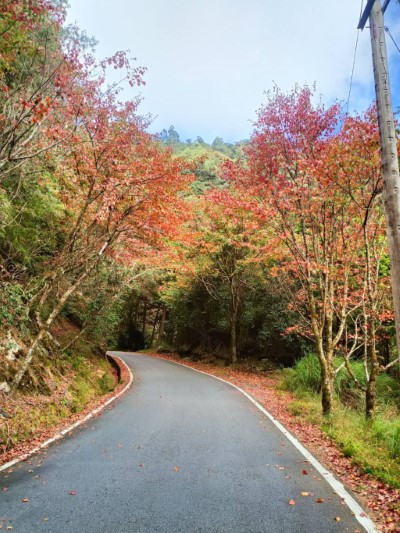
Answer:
[1,352,371,532]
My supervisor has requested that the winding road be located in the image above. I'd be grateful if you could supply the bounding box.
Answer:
[0,352,374,532]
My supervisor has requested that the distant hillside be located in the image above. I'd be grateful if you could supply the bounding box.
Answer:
[157,126,248,193]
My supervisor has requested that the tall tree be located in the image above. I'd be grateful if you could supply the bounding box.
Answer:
[225,86,377,415]
[177,190,266,363]
[322,110,396,418]
[224,87,397,417]
[2,0,192,392]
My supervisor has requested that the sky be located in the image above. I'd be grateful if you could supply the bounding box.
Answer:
[66,1,400,144]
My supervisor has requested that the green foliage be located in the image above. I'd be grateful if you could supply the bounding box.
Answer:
[116,267,168,349]
[283,353,368,402]
[157,126,245,194]
[282,354,322,394]
[70,375,93,412]
[0,282,29,327]
[70,354,86,372]
[378,252,390,277]
[159,125,180,145]
[164,279,230,349]
[239,275,307,363]
[325,410,400,486]
[0,350,117,452]
[98,372,115,394]
[59,262,136,352]
[375,372,400,407]
[283,353,400,411]
[370,416,400,459]
[0,171,66,275]
[69,354,115,411]
[161,268,305,363]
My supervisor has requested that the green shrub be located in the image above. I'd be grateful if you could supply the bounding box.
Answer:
[98,372,115,394]
[282,353,399,411]
[70,354,85,371]
[376,373,400,407]
[286,392,400,487]
[282,353,321,394]
[70,376,92,412]
[334,361,366,397]
[370,416,400,458]
[0,282,29,326]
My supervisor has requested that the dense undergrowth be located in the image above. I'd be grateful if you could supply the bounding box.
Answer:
[282,354,400,488]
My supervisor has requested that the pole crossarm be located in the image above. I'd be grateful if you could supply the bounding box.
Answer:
[359,0,391,30]
[358,0,376,30]
[382,0,391,14]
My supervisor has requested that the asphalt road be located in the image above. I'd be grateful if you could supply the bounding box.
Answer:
[0,352,371,532]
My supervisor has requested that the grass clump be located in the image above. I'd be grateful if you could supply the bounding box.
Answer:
[282,353,321,394]
[98,372,115,394]
[282,353,399,408]
[323,407,400,487]
[70,375,93,412]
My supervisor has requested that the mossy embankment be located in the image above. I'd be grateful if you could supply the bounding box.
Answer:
[0,319,119,460]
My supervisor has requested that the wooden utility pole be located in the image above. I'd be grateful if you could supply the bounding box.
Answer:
[358,0,400,363]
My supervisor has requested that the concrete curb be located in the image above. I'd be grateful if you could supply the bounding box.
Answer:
[148,353,377,533]
[0,354,133,473]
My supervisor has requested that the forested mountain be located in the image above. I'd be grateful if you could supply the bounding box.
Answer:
[158,125,247,193]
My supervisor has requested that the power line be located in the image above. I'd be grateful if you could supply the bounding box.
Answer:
[385,25,400,54]
[346,1,364,116]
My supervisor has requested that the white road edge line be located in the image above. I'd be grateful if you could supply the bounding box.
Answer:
[154,355,377,533]
[0,355,133,474]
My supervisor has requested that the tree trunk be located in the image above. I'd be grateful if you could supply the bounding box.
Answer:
[9,329,47,395]
[229,279,239,365]
[314,331,334,416]
[156,307,166,346]
[150,308,161,347]
[230,319,238,364]
[309,289,334,416]
[320,359,334,416]
[366,333,379,420]
[366,375,377,420]
[131,301,139,328]
[230,302,238,364]
[142,300,147,338]
[9,239,110,393]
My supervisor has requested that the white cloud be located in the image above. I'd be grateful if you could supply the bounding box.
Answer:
[66,0,400,143]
